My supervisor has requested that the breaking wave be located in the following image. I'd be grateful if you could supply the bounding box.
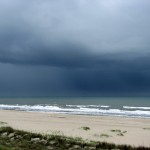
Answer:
[0,104,150,118]
[123,106,150,110]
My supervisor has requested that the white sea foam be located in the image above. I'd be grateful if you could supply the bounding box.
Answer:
[0,104,150,118]
[100,105,110,108]
[66,105,109,108]
[123,106,150,110]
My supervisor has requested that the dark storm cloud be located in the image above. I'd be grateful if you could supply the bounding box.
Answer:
[67,66,150,95]
[0,0,150,96]
[0,0,150,60]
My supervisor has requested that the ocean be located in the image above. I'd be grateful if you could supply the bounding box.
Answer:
[0,97,150,118]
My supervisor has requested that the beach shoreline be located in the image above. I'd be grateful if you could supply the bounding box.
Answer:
[0,110,150,147]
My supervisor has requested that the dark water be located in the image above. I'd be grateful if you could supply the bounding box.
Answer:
[0,97,150,118]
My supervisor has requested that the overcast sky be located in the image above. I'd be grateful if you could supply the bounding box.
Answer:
[0,0,150,96]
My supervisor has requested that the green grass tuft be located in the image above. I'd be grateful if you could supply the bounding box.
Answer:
[0,121,7,125]
[100,133,111,138]
[117,133,124,136]
[0,126,150,150]
[143,128,150,130]
[80,126,90,131]
[110,129,121,133]
[110,129,127,136]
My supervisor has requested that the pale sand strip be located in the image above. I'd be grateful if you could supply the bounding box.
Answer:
[0,110,150,147]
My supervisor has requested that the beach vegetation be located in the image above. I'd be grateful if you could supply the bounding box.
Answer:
[110,129,127,136]
[100,133,111,138]
[50,130,64,136]
[143,128,150,130]
[110,129,121,133]
[80,126,90,131]
[0,121,7,125]
[93,133,112,138]
[0,145,11,150]
[117,133,124,136]
[0,126,150,150]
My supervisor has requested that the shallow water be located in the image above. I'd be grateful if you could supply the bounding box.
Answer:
[0,97,150,118]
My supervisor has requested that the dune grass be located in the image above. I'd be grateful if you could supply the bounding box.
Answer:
[110,129,127,137]
[110,129,121,133]
[100,133,111,138]
[80,126,90,131]
[143,128,150,130]
[0,126,150,150]
[0,122,7,125]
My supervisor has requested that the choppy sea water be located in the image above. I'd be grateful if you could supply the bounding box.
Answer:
[0,97,150,118]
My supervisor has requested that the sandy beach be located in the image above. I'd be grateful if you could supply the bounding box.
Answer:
[0,110,150,147]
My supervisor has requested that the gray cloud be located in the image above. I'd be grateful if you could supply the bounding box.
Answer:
[0,0,150,96]
[1,0,150,54]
